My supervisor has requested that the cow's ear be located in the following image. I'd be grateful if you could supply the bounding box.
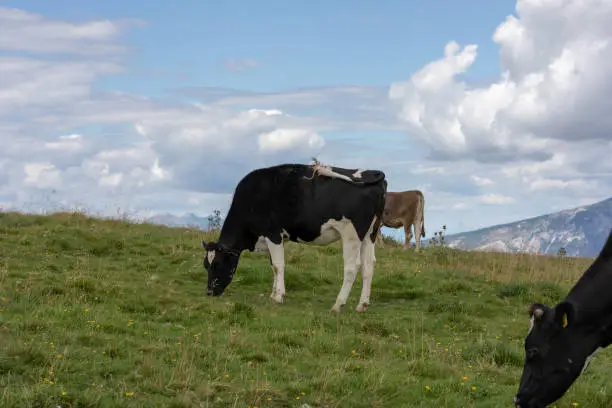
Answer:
[529,302,547,321]
[554,301,575,329]
[202,240,208,249]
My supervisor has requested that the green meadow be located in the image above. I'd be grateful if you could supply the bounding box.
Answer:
[1,211,610,407]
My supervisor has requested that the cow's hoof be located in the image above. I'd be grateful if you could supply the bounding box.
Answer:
[270,293,284,304]
[330,304,344,313]
[356,303,369,313]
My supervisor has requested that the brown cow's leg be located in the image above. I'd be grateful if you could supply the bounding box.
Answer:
[413,221,422,251]
[414,192,424,252]
[403,224,413,250]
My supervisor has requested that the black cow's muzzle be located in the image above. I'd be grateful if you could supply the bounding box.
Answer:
[513,395,521,408]
[207,289,224,297]
[513,395,543,408]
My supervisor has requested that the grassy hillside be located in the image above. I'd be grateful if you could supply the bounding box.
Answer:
[0,211,609,408]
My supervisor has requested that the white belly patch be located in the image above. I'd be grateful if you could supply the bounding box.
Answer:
[297,218,352,246]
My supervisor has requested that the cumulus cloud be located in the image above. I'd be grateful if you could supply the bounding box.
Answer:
[23,162,62,189]
[0,7,143,55]
[471,175,494,187]
[410,165,446,175]
[378,0,612,235]
[171,85,399,131]
[133,107,325,193]
[0,57,122,114]
[0,7,326,215]
[3,2,612,236]
[389,0,612,163]
[478,193,515,205]
[259,129,325,152]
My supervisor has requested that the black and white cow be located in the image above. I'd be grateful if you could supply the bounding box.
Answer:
[201,161,387,313]
[514,228,612,408]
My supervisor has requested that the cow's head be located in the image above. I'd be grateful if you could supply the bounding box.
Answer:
[201,240,240,296]
[514,300,601,408]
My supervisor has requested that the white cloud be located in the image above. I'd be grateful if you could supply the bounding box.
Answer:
[0,7,327,215]
[528,177,596,192]
[478,193,516,205]
[23,162,62,189]
[258,128,325,152]
[1,3,611,238]
[410,165,446,175]
[0,7,142,55]
[0,57,122,114]
[44,134,83,152]
[99,172,123,188]
[471,175,494,186]
[389,0,612,163]
[378,0,612,233]
[172,85,399,132]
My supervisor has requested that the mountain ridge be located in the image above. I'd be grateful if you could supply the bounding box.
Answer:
[442,197,612,258]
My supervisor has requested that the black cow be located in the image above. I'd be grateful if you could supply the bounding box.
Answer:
[514,228,612,408]
[201,161,387,313]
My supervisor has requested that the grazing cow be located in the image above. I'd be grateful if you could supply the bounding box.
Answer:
[375,190,425,250]
[514,228,612,408]
[201,161,387,313]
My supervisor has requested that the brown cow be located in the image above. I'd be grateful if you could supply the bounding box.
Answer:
[376,190,425,250]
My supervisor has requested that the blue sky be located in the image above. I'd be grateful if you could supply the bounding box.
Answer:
[10,0,512,93]
[1,0,611,242]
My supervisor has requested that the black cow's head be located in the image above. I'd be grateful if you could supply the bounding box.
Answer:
[202,240,240,297]
[514,301,602,408]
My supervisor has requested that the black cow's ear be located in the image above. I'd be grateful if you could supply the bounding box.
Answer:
[202,240,208,249]
[554,301,575,329]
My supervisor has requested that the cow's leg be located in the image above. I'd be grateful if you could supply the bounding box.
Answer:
[356,237,375,312]
[331,225,361,313]
[375,229,385,248]
[413,221,422,251]
[403,223,413,250]
[265,238,285,304]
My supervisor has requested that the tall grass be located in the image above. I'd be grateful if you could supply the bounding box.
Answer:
[0,211,607,408]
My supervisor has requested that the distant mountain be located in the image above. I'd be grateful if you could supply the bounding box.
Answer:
[443,197,612,258]
[144,212,222,230]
